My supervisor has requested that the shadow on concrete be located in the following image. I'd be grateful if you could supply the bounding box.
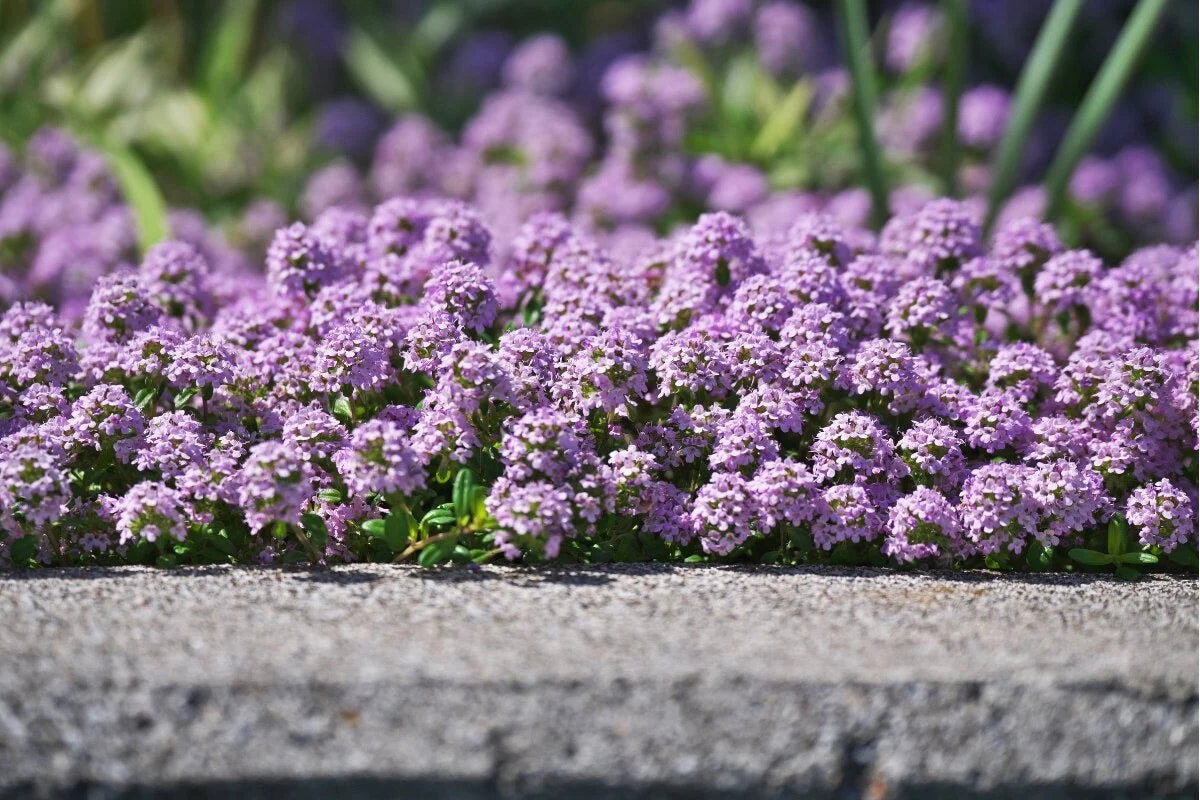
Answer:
[9,777,1194,800]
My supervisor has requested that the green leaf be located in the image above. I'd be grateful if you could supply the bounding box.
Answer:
[200,0,260,102]
[418,535,458,567]
[420,508,456,534]
[383,510,412,551]
[750,79,813,160]
[361,518,387,538]
[343,27,418,112]
[156,553,179,568]
[834,0,889,228]
[300,513,329,549]
[331,396,353,422]
[1025,543,1053,572]
[1114,564,1141,581]
[452,468,477,525]
[173,386,200,409]
[1042,0,1171,220]
[1107,514,1129,556]
[1068,548,1114,566]
[1168,547,1199,568]
[133,386,158,411]
[9,535,38,565]
[281,549,310,564]
[470,485,489,524]
[683,554,706,564]
[985,0,1084,228]
[317,489,343,503]
[1118,551,1158,565]
[271,521,289,539]
[98,142,169,254]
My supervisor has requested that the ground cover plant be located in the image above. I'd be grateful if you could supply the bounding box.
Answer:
[0,0,1196,575]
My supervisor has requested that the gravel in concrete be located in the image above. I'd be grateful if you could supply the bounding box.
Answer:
[0,565,1195,798]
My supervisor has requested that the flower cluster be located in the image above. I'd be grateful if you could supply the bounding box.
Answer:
[0,188,1193,572]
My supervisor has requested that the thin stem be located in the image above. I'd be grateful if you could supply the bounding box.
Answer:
[293,524,323,565]
[834,0,889,229]
[392,529,457,563]
[984,0,1085,230]
[1042,0,1170,220]
[938,0,968,196]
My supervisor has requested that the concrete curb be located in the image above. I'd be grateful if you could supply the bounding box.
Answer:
[1,565,1196,798]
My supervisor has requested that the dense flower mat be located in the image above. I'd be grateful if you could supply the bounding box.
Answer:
[0,192,1196,572]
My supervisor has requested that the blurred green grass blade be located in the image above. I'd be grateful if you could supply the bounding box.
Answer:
[985,0,1084,229]
[751,80,814,160]
[343,27,418,112]
[0,0,78,91]
[200,0,259,103]
[1042,0,1171,220]
[938,0,967,195]
[101,143,169,254]
[834,0,888,228]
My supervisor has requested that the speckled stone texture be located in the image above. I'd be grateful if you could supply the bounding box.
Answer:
[0,565,1195,799]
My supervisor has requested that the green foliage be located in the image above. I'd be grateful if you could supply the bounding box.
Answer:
[1042,0,1172,219]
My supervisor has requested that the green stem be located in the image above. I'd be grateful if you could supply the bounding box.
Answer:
[984,0,1085,230]
[392,529,457,563]
[293,524,323,565]
[834,0,889,229]
[938,0,968,196]
[1041,0,1170,221]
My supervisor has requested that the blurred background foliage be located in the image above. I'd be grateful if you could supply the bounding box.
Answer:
[0,0,1195,239]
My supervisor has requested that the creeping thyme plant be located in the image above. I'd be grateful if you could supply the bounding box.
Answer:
[0,1,1196,575]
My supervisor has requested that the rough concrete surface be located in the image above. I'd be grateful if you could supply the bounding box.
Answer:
[0,564,1195,799]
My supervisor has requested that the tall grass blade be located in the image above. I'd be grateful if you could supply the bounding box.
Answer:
[200,0,260,104]
[938,0,967,195]
[984,0,1084,230]
[834,0,888,229]
[1042,0,1170,220]
[100,143,169,254]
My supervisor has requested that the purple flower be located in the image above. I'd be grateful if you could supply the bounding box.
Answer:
[1126,479,1194,553]
[885,276,959,346]
[559,327,650,417]
[423,260,499,334]
[754,1,823,77]
[66,384,145,463]
[883,199,982,276]
[1026,459,1110,547]
[898,417,967,489]
[884,487,967,562]
[962,389,1033,453]
[133,411,212,480]
[138,240,212,323]
[112,481,191,545]
[692,471,757,555]
[957,85,1011,151]
[503,34,574,95]
[282,404,347,463]
[987,343,1057,403]
[812,411,905,484]
[812,483,883,550]
[751,458,824,531]
[82,273,163,344]
[334,418,427,498]
[266,221,343,300]
[1034,249,1102,313]
[709,402,779,473]
[488,478,576,560]
[0,444,69,527]
[958,463,1038,555]
[234,440,316,533]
